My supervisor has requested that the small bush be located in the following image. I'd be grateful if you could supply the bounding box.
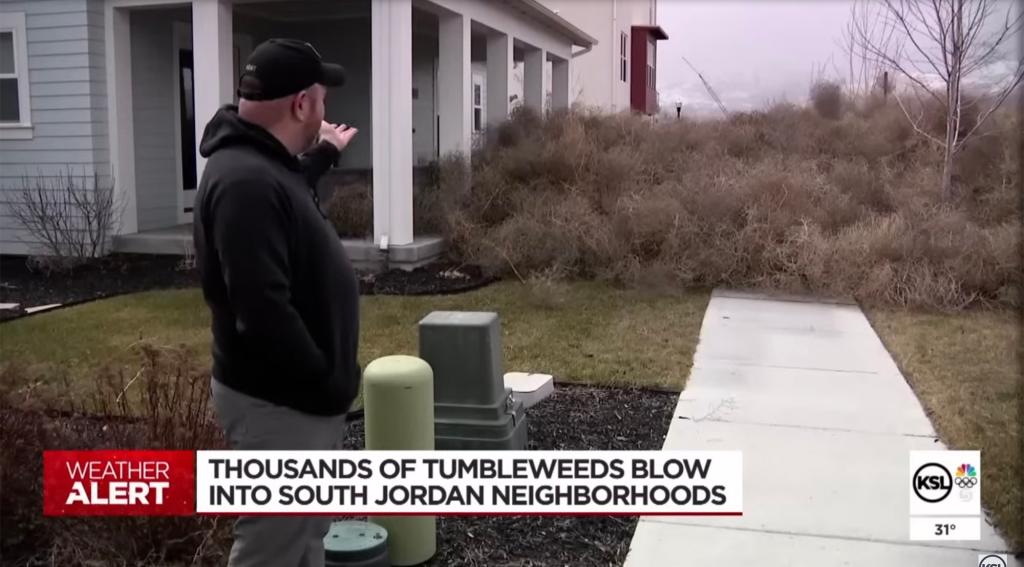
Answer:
[324,181,373,238]
[9,167,123,273]
[810,81,844,120]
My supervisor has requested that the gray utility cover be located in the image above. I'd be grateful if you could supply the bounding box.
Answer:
[418,311,527,450]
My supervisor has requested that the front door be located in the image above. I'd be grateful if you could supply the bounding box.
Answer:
[172,23,252,224]
[411,50,437,165]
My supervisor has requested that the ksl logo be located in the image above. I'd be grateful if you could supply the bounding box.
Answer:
[978,554,1007,567]
[912,462,952,503]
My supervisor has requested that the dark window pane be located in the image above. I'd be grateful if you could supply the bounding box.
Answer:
[0,32,13,74]
[178,49,197,190]
[474,84,481,105]
[473,108,481,131]
[0,78,20,122]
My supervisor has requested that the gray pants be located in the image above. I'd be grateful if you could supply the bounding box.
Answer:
[211,379,347,567]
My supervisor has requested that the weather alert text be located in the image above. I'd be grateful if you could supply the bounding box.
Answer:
[43,451,195,516]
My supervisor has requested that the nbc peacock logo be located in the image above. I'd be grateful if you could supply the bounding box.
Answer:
[955,464,978,489]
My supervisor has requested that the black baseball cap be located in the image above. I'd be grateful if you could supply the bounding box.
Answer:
[237,39,346,101]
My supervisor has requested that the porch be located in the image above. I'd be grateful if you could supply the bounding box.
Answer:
[113,224,445,270]
[104,0,593,268]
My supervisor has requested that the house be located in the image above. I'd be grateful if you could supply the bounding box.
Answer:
[538,0,666,114]
[0,0,595,267]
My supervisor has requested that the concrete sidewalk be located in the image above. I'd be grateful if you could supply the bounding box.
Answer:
[624,289,1018,566]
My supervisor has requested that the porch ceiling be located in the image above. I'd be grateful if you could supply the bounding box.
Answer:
[233,0,369,22]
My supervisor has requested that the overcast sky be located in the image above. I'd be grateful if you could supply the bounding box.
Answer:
[655,0,1022,115]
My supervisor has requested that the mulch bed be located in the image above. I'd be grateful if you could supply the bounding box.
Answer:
[0,254,198,320]
[2,385,677,566]
[0,255,495,321]
[359,262,496,296]
[337,385,678,567]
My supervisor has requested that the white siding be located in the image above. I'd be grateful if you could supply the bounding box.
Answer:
[0,0,109,256]
[540,0,612,109]
[539,0,655,112]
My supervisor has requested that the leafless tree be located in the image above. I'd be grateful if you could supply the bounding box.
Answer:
[848,0,1023,199]
[10,167,124,271]
[840,3,898,99]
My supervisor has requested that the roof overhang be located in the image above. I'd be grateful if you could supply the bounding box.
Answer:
[632,25,669,41]
[514,0,598,48]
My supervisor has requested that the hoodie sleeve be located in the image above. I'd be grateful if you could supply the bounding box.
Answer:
[298,140,341,188]
[211,177,328,380]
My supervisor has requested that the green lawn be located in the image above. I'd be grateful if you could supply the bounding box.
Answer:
[0,282,710,406]
[867,307,1022,551]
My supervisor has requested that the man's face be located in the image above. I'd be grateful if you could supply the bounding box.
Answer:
[292,84,326,147]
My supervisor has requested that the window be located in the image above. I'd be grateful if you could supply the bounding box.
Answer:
[0,12,31,136]
[619,32,628,83]
[178,49,197,191]
[647,39,656,90]
[472,80,483,132]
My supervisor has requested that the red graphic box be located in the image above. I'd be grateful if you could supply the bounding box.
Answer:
[43,450,195,516]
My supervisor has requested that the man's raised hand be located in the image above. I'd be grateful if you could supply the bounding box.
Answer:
[319,121,358,152]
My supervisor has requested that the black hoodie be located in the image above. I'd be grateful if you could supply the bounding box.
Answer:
[193,105,360,417]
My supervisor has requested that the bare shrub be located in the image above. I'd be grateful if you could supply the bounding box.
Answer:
[829,159,893,212]
[324,181,373,238]
[810,81,845,120]
[1,343,229,565]
[9,167,123,272]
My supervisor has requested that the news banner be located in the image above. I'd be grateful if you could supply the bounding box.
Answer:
[42,450,743,516]
[41,448,1001,551]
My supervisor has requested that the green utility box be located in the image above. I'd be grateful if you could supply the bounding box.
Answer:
[418,311,527,450]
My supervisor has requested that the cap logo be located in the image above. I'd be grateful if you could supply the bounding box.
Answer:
[245,64,257,72]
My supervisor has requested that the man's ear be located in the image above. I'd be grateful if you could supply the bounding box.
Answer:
[291,91,309,121]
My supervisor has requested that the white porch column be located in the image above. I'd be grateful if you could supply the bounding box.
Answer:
[105,5,137,234]
[524,48,547,114]
[437,12,471,158]
[371,0,413,246]
[551,57,570,111]
[192,0,233,184]
[486,32,511,127]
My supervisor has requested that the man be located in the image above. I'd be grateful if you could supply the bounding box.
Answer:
[192,39,360,567]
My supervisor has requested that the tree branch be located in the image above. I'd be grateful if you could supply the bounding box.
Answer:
[894,91,947,147]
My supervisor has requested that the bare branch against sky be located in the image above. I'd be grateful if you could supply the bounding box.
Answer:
[655,0,1021,115]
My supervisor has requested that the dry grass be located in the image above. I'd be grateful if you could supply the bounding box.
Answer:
[346,101,1021,311]
[0,283,710,409]
[867,307,1022,550]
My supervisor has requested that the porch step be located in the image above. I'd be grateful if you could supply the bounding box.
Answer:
[342,237,445,271]
[112,229,445,271]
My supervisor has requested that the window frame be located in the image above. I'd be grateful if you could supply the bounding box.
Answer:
[619,32,628,83]
[0,11,32,139]
[472,76,484,133]
[647,38,656,90]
